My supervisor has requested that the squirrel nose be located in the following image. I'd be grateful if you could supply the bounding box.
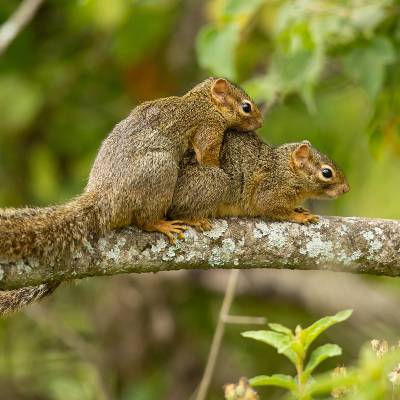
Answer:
[342,183,350,194]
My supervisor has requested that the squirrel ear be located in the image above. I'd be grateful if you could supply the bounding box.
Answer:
[211,78,229,103]
[292,143,310,168]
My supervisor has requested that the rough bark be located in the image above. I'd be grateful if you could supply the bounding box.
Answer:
[0,216,399,290]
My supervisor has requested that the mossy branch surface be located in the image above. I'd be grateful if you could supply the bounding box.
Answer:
[0,216,399,290]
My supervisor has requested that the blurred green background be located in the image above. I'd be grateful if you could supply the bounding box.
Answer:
[0,0,399,399]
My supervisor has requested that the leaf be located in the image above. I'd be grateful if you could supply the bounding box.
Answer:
[196,23,240,80]
[242,75,280,103]
[268,323,293,336]
[301,310,352,351]
[250,374,297,392]
[0,75,43,134]
[304,344,342,377]
[222,0,264,27]
[267,46,325,108]
[241,330,297,364]
[342,37,395,99]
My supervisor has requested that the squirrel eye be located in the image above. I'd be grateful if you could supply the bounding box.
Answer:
[241,101,252,113]
[321,167,333,179]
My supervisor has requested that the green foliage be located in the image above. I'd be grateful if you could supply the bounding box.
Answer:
[197,0,400,122]
[240,311,400,399]
[196,0,263,80]
[242,310,352,399]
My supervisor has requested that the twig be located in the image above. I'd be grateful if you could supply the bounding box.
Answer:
[195,269,240,400]
[222,315,267,325]
[0,0,44,56]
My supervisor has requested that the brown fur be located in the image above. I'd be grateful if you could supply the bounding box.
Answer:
[169,130,349,223]
[0,78,261,314]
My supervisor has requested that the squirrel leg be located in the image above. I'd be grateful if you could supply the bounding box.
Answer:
[142,220,189,244]
[191,124,224,167]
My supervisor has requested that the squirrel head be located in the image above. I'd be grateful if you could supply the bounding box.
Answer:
[206,78,263,131]
[289,140,349,199]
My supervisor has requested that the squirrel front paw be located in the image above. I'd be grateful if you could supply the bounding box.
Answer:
[289,209,319,224]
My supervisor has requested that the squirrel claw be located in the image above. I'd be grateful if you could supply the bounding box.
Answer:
[142,220,188,244]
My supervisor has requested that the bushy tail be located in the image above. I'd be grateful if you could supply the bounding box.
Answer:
[0,283,60,315]
[0,191,105,315]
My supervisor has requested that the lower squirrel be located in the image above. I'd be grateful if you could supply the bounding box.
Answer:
[169,130,349,225]
[0,130,349,314]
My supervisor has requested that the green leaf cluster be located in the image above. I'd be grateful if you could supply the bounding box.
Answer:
[241,310,353,399]
[196,0,399,117]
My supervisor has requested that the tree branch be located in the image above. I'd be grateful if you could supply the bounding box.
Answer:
[0,0,44,56]
[0,216,399,290]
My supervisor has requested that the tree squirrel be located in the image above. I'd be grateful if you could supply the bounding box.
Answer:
[0,77,261,261]
[0,78,261,314]
[168,129,349,224]
[0,130,349,315]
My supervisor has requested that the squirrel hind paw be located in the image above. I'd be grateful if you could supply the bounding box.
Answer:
[142,220,189,244]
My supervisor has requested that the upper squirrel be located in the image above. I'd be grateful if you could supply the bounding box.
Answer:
[0,77,261,262]
[168,129,349,225]
[0,78,261,314]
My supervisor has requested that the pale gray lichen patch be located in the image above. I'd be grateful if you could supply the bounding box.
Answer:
[106,237,127,261]
[98,238,108,252]
[362,230,383,253]
[208,238,237,267]
[300,234,333,261]
[162,241,183,262]
[316,219,331,228]
[253,221,269,239]
[182,247,201,262]
[16,260,32,274]
[0,267,4,281]
[203,220,228,240]
[151,238,168,253]
[253,222,287,248]
[128,247,140,258]
[362,231,374,241]
[222,238,236,253]
[175,255,185,263]
[338,249,363,265]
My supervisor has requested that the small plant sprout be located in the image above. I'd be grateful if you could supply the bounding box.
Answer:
[241,309,353,400]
